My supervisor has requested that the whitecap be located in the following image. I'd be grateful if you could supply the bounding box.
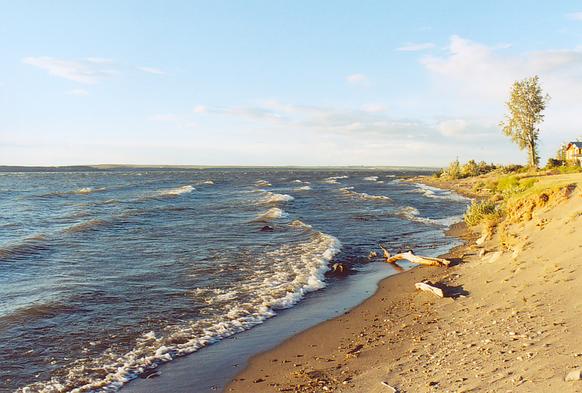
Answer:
[339,187,391,202]
[156,185,195,197]
[254,207,287,221]
[261,192,294,204]
[412,183,469,202]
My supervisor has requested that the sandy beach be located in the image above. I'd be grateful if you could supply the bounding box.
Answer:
[226,173,582,393]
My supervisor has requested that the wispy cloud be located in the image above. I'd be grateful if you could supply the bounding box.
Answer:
[345,73,369,86]
[566,12,582,21]
[138,66,166,75]
[22,56,118,84]
[396,42,435,52]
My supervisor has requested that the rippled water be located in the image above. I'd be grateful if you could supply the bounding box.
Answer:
[0,168,468,392]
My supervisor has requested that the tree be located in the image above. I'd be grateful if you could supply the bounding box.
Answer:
[499,76,549,168]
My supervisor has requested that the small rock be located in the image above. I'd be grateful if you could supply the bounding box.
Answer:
[260,225,274,232]
[253,378,266,383]
[565,369,582,381]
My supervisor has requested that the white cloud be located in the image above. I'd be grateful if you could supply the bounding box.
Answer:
[346,73,369,86]
[566,12,582,21]
[22,56,118,84]
[66,89,89,96]
[138,66,166,75]
[396,42,435,52]
[437,119,468,136]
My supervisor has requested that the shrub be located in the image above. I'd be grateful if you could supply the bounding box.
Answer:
[461,160,479,178]
[464,200,501,226]
[545,158,564,169]
[446,159,461,179]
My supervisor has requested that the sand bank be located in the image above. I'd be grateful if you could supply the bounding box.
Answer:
[227,174,582,392]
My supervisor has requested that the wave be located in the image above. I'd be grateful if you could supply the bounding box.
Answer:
[254,207,288,221]
[322,175,348,184]
[76,187,108,195]
[63,219,110,234]
[295,185,311,191]
[38,187,107,198]
[412,183,469,202]
[339,187,392,202]
[289,219,313,229]
[255,179,272,187]
[198,180,214,185]
[363,176,378,181]
[261,192,294,204]
[396,206,462,227]
[21,227,342,393]
[0,235,49,262]
[156,185,195,197]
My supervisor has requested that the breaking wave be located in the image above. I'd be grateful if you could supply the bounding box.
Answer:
[339,187,392,202]
[322,175,348,184]
[20,226,341,393]
[255,179,272,187]
[363,176,378,181]
[396,206,462,227]
[412,183,469,202]
[254,207,288,221]
[156,185,195,197]
[261,192,295,204]
[295,185,312,191]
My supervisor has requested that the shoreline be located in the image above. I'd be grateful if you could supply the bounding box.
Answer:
[225,220,474,393]
[226,173,582,392]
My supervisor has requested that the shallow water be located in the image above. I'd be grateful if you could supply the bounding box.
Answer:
[0,168,468,392]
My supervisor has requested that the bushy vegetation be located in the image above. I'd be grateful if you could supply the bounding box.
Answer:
[437,159,497,180]
[463,200,503,226]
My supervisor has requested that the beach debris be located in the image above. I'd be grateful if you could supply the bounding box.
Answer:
[415,281,445,298]
[379,244,450,267]
[380,381,398,392]
[328,262,351,276]
[565,369,582,381]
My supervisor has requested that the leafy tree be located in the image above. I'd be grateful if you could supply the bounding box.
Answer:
[500,76,549,168]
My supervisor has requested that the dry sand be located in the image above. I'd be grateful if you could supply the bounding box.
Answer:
[226,175,582,393]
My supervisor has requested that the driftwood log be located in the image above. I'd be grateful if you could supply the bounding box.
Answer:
[379,244,450,267]
[415,281,445,297]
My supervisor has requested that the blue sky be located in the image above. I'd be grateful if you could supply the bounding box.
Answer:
[2,1,582,166]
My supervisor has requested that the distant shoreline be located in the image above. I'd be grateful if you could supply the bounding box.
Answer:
[0,165,441,172]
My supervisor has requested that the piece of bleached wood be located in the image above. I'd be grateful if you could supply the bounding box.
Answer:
[415,282,445,298]
[380,381,398,392]
[383,250,451,267]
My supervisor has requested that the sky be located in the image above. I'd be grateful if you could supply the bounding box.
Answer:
[1,0,582,167]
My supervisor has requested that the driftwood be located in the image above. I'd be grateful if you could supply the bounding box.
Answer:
[415,281,445,297]
[379,244,450,267]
